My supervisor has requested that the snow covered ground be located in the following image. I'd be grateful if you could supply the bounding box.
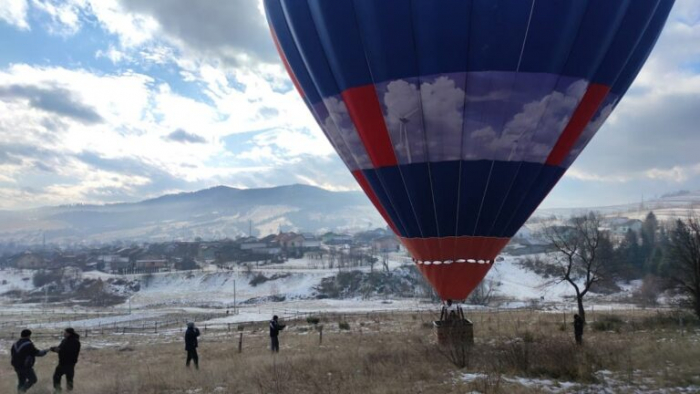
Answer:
[458,370,700,393]
[489,255,571,302]
[126,269,326,308]
[0,252,645,325]
[0,269,35,293]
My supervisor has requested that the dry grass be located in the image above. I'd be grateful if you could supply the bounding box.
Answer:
[1,310,699,393]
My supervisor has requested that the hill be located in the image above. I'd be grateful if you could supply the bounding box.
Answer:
[0,184,383,243]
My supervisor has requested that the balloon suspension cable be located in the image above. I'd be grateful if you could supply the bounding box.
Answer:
[439,299,466,323]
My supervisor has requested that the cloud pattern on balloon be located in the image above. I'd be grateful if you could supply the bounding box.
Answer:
[310,71,606,170]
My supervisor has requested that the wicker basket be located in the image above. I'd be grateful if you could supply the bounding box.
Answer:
[433,319,474,346]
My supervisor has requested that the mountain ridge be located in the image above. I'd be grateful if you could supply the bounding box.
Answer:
[0,184,383,244]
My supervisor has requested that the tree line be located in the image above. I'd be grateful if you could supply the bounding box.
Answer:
[543,211,700,323]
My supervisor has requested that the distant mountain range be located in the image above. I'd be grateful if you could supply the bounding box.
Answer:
[0,184,384,244]
[3,184,699,245]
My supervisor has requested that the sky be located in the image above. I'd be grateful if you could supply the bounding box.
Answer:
[0,0,698,211]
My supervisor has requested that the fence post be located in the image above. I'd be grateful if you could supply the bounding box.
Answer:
[319,325,323,345]
[154,322,158,334]
[238,332,243,353]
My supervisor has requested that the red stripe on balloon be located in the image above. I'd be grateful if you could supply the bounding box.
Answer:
[417,262,494,301]
[403,236,509,300]
[351,170,400,235]
[545,83,610,166]
[269,27,305,98]
[342,86,398,168]
[400,236,510,262]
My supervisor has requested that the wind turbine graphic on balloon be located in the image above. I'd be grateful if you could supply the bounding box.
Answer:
[398,107,419,164]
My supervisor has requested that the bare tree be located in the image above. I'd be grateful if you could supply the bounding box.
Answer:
[544,212,611,323]
[381,252,390,272]
[665,218,700,319]
[368,245,378,273]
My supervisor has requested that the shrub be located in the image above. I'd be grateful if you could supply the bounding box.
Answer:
[306,316,320,325]
[637,310,700,330]
[339,321,350,330]
[492,336,622,381]
[32,270,62,288]
[520,330,536,343]
[249,273,268,287]
[591,315,624,332]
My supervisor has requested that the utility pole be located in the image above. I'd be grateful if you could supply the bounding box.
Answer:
[233,279,237,315]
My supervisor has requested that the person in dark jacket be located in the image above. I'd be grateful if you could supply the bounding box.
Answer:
[11,329,48,393]
[573,314,584,345]
[184,322,201,369]
[269,315,285,353]
[50,327,81,392]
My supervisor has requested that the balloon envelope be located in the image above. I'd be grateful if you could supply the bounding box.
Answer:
[264,0,675,300]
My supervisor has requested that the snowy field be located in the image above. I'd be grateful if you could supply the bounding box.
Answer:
[0,252,645,329]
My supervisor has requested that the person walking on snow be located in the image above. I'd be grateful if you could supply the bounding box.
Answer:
[50,327,81,392]
[269,315,285,353]
[11,329,48,393]
[185,322,201,369]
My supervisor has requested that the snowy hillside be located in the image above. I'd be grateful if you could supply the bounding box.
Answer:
[0,184,384,244]
[0,254,642,318]
[536,189,700,221]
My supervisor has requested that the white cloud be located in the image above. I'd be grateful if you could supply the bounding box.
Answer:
[95,45,130,63]
[0,0,29,30]
[87,0,159,48]
[566,162,700,185]
[0,58,346,208]
[644,164,700,183]
[31,0,85,35]
[249,128,334,160]
[562,4,700,198]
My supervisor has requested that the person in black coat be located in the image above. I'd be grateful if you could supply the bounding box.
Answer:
[185,322,201,369]
[50,327,81,392]
[10,329,48,393]
[269,315,285,353]
[573,314,584,345]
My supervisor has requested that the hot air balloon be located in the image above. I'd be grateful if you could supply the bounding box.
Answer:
[263,0,675,302]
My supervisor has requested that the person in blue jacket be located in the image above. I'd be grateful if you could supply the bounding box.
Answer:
[11,329,48,393]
